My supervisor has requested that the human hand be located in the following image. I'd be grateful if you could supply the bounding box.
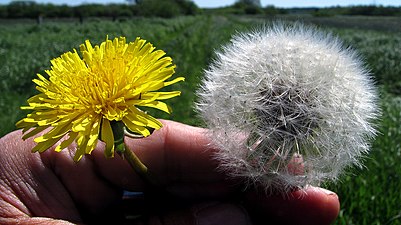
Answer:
[0,120,339,225]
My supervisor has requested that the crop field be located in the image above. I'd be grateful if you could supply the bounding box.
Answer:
[1,14,401,224]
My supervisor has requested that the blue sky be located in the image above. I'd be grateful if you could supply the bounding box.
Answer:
[0,0,400,8]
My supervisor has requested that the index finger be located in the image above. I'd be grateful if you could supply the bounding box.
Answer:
[93,120,231,195]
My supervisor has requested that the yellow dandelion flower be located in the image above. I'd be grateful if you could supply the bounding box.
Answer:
[16,36,184,162]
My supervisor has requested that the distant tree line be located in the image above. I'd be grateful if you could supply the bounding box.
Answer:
[0,0,198,20]
[0,0,399,20]
[206,2,400,17]
[313,5,401,17]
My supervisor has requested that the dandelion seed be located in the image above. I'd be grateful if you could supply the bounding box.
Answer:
[17,36,184,162]
[196,23,379,193]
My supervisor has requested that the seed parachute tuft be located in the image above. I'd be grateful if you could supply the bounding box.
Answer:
[196,23,379,193]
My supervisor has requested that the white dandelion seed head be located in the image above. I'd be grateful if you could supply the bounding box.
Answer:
[196,23,379,193]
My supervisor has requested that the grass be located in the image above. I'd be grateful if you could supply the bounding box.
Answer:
[1,14,401,224]
[329,93,401,225]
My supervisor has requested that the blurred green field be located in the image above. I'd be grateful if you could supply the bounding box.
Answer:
[1,15,401,224]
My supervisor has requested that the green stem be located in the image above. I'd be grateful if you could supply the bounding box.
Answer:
[111,121,159,186]
[123,145,149,180]
[123,145,160,187]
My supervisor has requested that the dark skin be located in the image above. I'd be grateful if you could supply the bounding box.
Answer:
[0,120,340,224]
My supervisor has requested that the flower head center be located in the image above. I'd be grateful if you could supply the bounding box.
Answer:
[255,82,320,140]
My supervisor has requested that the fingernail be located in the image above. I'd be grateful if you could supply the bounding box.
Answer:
[195,203,251,225]
[308,186,337,197]
[321,188,336,195]
[320,188,339,200]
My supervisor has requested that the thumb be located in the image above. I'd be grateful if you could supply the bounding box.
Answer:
[245,186,340,225]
